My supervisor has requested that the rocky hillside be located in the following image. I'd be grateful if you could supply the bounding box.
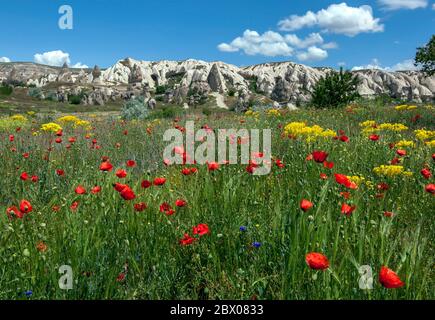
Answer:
[1,58,433,107]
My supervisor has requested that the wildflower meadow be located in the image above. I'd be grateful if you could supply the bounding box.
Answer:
[0,104,434,300]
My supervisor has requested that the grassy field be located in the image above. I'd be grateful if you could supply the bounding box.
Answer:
[0,102,433,300]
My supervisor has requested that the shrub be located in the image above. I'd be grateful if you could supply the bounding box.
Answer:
[311,68,360,109]
[0,85,13,96]
[28,87,44,99]
[68,94,82,105]
[121,97,149,120]
[415,34,435,77]
[228,88,236,97]
[155,85,167,95]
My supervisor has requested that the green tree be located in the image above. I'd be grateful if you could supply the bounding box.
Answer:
[415,35,435,77]
[311,68,360,109]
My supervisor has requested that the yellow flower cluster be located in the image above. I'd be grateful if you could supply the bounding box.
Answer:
[414,129,435,141]
[10,114,28,122]
[284,122,336,141]
[41,122,63,133]
[347,175,374,189]
[360,120,376,128]
[266,109,281,117]
[395,140,416,148]
[395,105,417,111]
[57,115,91,130]
[245,110,260,118]
[373,165,413,177]
[361,122,408,134]
[425,140,435,148]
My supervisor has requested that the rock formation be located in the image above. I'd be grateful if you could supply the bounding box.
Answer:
[0,58,433,105]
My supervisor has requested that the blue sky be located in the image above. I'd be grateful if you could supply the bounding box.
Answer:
[0,0,434,69]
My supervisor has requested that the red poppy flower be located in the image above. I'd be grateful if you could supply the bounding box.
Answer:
[22,152,30,158]
[369,134,380,141]
[334,174,357,189]
[116,273,126,282]
[9,135,14,142]
[175,199,187,207]
[160,202,175,215]
[432,154,435,161]
[134,202,147,212]
[320,173,328,180]
[120,186,136,201]
[421,168,432,179]
[73,184,86,195]
[246,163,258,174]
[116,169,127,178]
[305,252,329,270]
[207,162,220,171]
[390,157,401,165]
[126,160,136,167]
[312,150,328,163]
[56,169,65,176]
[19,199,33,214]
[193,223,210,237]
[275,159,285,168]
[300,199,313,212]
[141,180,152,189]
[6,206,23,219]
[31,175,38,183]
[114,183,128,192]
[68,137,76,143]
[396,149,407,157]
[379,266,404,289]
[179,233,196,246]
[341,203,356,216]
[340,192,351,200]
[425,184,435,194]
[377,182,389,191]
[55,138,62,144]
[384,211,394,217]
[20,172,29,181]
[323,161,334,169]
[100,161,113,172]
[70,201,79,211]
[190,168,198,174]
[91,186,101,194]
[153,177,166,186]
[181,168,191,175]
[306,154,313,161]
[339,135,349,142]
[56,130,63,136]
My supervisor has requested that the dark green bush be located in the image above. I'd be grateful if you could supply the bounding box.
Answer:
[68,95,82,105]
[311,68,360,109]
[0,85,13,96]
[155,85,167,95]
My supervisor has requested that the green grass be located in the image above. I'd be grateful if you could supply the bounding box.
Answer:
[0,103,433,300]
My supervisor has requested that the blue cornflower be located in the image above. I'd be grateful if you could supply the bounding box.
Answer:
[252,242,262,248]
[25,290,33,297]
[239,226,247,232]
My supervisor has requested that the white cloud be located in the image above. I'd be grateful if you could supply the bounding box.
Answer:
[284,33,324,48]
[34,50,70,66]
[0,57,11,62]
[71,62,89,69]
[297,46,328,61]
[338,62,346,67]
[278,3,384,37]
[352,58,419,71]
[378,0,428,10]
[217,30,293,56]
[322,42,338,49]
[432,3,435,9]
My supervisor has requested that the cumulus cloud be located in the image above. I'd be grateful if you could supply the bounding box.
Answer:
[217,30,293,57]
[34,50,70,66]
[284,33,324,48]
[278,3,384,37]
[297,46,328,61]
[0,57,11,62]
[33,50,88,68]
[218,30,333,61]
[432,3,435,9]
[352,58,419,71]
[71,62,89,69]
[378,0,428,10]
